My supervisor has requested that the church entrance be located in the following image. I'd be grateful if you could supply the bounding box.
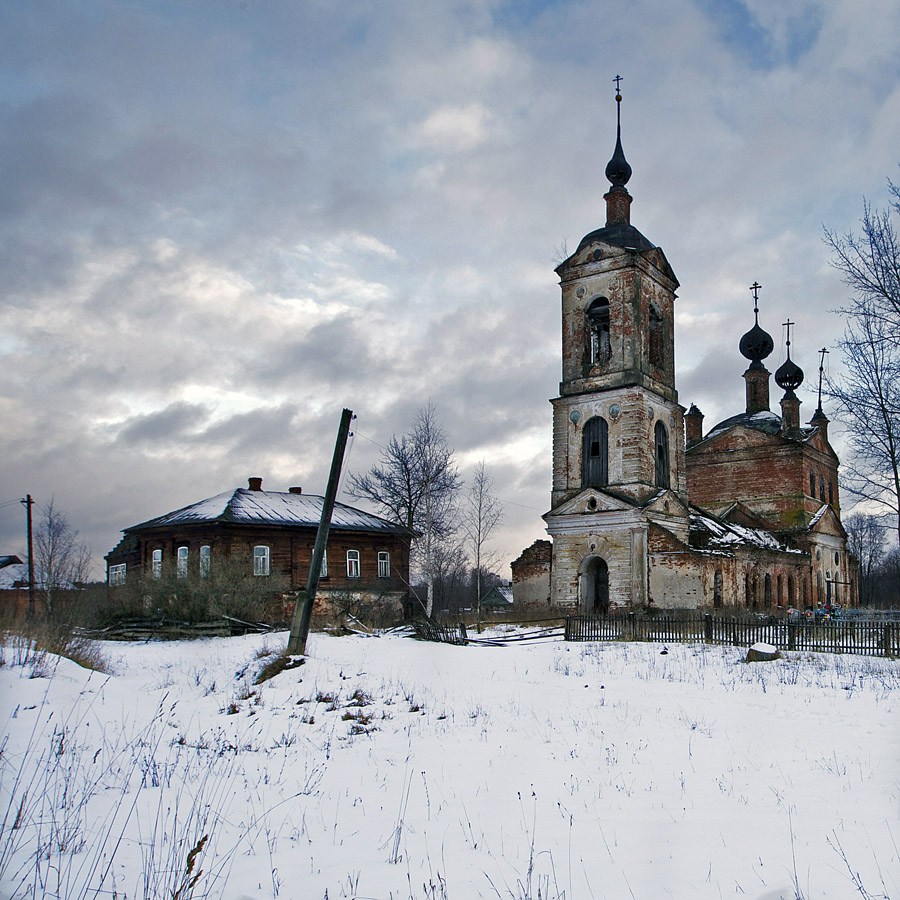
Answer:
[580,556,609,614]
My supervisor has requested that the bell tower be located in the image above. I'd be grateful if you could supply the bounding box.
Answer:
[549,83,686,511]
[545,80,688,610]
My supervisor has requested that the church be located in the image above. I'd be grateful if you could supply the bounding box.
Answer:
[522,86,855,613]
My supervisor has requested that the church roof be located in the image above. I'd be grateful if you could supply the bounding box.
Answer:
[125,488,413,535]
[700,409,814,445]
[575,223,656,254]
[689,509,803,556]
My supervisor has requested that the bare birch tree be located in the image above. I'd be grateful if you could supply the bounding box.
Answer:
[348,404,461,617]
[825,181,900,544]
[462,460,504,628]
[33,499,92,614]
[843,513,886,606]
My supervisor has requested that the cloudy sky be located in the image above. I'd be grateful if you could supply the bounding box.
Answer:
[2,0,899,580]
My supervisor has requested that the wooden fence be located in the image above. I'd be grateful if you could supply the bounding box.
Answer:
[565,613,900,657]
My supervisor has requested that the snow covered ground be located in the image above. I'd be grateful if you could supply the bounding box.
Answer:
[2,629,898,900]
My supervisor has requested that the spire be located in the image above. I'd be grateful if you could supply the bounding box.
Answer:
[774,318,804,392]
[775,319,804,438]
[604,75,633,227]
[740,282,774,414]
[605,75,632,190]
[739,281,775,371]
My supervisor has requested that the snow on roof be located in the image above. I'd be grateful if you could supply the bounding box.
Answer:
[690,511,802,555]
[127,489,413,535]
[808,504,829,528]
[700,408,814,445]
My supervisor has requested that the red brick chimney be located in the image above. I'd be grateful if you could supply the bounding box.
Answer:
[685,404,704,447]
[288,486,303,494]
[248,477,263,491]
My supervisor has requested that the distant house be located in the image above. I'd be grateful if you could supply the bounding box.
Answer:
[105,478,415,621]
[481,585,514,612]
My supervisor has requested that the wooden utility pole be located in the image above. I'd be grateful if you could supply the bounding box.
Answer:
[20,494,35,619]
[287,408,354,656]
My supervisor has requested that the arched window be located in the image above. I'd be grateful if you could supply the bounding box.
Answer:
[587,298,611,367]
[828,480,834,505]
[253,545,270,576]
[649,303,664,368]
[151,548,162,579]
[582,416,609,488]
[764,573,772,607]
[819,476,826,502]
[200,545,211,578]
[787,575,794,605]
[777,574,783,606]
[744,573,752,607]
[713,569,723,609]
[654,420,670,489]
[177,546,189,580]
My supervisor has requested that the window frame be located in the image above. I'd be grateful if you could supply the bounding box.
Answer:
[253,545,271,577]
[151,548,162,579]
[176,545,189,579]
[377,551,390,578]
[199,545,211,578]
[654,420,670,489]
[109,563,127,586]
[346,549,360,578]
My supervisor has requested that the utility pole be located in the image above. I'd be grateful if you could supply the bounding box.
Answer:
[20,494,34,619]
[287,408,354,656]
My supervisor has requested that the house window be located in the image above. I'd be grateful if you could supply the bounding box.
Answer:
[253,545,270,576]
[200,545,211,578]
[152,549,162,579]
[654,420,670,489]
[378,551,390,578]
[177,546,189,579]
[648,303,664,368]
[587,297,611,367]
[582,416,609,488]
[109,563,126,586]
[347,550,360,578]
[321,548,328,578]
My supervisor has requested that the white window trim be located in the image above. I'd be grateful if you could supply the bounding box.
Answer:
[177,546,189,579]
[377,551,390,578]
[320,547,328,578]
[346,550,360,578]
[253,545,270,577]
[109,563,126,586]
[200,545,211,578]
[151,549,162,579]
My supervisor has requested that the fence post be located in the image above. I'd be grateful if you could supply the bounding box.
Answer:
[459,622,468,644]
[704,613,713,643]
[883,622,895,658]
[628,611,636,641]
[788,620,796,651]
[731,616,739,647]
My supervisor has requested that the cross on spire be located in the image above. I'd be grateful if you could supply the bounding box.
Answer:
[782,318,795,357]
[750,281,762,323]
[816,347,829,413]
[613,74,623,96]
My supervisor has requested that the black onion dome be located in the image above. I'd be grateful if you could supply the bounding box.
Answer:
[775,356,804,391]
[739,323,774,364]
[605,133,632,189]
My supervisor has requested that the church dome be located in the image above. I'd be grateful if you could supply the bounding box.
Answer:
[775,356,803,392]
[739,322,774,367]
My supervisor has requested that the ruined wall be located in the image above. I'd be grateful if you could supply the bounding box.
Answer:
[511,539,552,604]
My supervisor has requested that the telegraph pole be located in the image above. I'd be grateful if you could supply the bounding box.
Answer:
[20,494,35,619]
[287,408,354,656]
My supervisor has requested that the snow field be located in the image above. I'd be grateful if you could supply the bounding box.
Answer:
[1,631,898,899]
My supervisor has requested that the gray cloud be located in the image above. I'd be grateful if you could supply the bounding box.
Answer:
[1,0,899,575]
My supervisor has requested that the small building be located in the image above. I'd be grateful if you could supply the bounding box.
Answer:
[105,478,415,621]
[481,584,514,611]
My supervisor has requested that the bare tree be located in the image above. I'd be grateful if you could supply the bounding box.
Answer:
[348,404,461,617]
[33,499,92,614]
[843,513,887,606]
[461,460,504,628]
[826,181,900,545]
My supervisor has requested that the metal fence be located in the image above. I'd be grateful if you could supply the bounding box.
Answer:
[565,613,900,657]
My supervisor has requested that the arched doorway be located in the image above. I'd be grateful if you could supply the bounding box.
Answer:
[580,556,609,614]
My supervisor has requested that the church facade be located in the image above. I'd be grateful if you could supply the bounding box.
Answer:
[537,89,855,613]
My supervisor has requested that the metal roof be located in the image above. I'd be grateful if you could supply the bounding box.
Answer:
[126,489,414,536]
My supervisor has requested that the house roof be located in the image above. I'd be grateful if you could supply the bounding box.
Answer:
[125,488,414,536]
[482,585,514,606]
[0,555,23,570]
